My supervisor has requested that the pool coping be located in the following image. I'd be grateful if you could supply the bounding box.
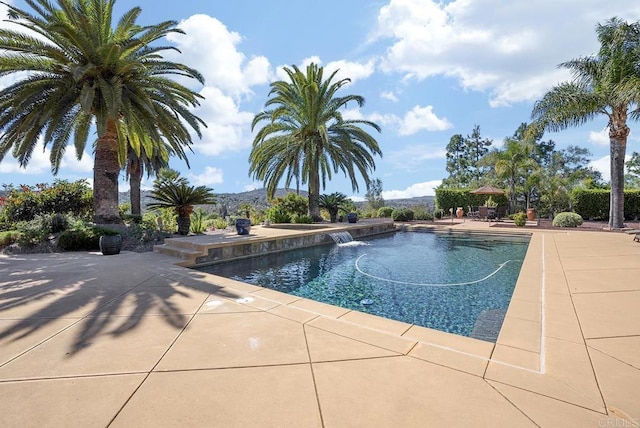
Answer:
[171,225,612,415]
[190,227,541,377]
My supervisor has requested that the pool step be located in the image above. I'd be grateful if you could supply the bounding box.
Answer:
[470,309,507,342]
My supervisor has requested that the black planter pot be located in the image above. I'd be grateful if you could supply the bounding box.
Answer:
[235,218,251,235]
[347,213,358,223]
[99,234,122,255]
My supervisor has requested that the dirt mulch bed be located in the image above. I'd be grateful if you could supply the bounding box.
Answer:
[491,219,640,233]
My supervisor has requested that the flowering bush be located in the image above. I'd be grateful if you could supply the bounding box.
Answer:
[0,180,92,226]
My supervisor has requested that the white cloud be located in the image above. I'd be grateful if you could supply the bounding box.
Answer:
[589,155,632,182]
[165,14,272,157]
[168,14,271,95]
[278,56,376,85]
[588,129,610,146]
[189,166,224,187]
[398,105,452,135]
[343,105,450,136]
[382,180,442,199]
[243,182,261,192]
[373,0,640,106]
[0,140,92,175]
[380,91,399,102]
[193,86,255,155]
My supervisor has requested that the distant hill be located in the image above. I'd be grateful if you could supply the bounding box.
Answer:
[118,188,434,215]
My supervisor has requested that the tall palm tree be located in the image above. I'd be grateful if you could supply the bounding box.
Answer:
[531,17,640,229]
[249,63,382,220]
[124,138,189,217]
[0,0,205,224]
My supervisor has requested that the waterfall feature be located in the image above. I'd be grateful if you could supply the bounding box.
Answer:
[328,231,354,244]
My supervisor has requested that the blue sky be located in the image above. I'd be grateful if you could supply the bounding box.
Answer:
[1,0,639,200]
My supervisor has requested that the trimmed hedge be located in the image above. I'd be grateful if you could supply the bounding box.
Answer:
[573,189,640,221]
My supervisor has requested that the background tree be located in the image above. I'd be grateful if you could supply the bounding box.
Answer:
[626,152,640,188]
[365,178,385,212]
[442,126,492,188]
[444,134,470,187]
[531,17,640,228]
[0,0,205,224]
[466,125,493,183]
[125,140,188,218]
[481,138,533,213]
[249,63,382,221]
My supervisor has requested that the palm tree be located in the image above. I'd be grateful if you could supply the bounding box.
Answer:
[318,192,349,223]
[531,17,640,229]
[481,138,535,213]
[249,63,382,221]
[124,139,190,218]
[147,179,216,235]
[0,0,205,224]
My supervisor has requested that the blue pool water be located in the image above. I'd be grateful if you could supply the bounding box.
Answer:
[198,231,529,341]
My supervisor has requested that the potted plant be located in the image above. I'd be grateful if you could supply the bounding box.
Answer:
[96,227,122,255]
[147,174,216,235]
[235,218,251,235]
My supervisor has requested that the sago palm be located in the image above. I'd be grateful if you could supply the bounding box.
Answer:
[0,0,205,224]
[531,17,640,228]
[250,63,382,220]
[147,181,216,235]
[318,192,349,223]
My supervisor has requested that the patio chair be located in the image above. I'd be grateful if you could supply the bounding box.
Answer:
[478,206,488,221]
[626,229,640,242]
[495,206,507,220]
[468,206,480,221]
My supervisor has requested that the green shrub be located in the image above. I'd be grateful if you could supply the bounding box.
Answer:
[513,212,527,227]
[14,215,54,246]
[292,214,313,224]
[0,230,19,247]
[190,208,206,234]
[49,213,69,233]
[271,192,308,217]
[377,206,394,217]
[552,212,584,227]
[0,180,93,224]
[213,218,228,229]
[57,228,98,251]
[412,206,433,221]
[391,208,414,222]
[267,206,291,223]
[57,225,119,251]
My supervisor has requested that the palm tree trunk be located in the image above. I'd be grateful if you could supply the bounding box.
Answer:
[609,137,627,229]
[94,119,123,224]
[129,158,142,217]
[308,146,322,221]
[609,113,629,229]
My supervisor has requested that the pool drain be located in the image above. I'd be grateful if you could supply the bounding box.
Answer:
[360,299,374,305]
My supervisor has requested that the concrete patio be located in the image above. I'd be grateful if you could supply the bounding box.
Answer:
[0,222,638,427]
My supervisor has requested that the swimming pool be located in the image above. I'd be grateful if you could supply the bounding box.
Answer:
[197,231,529,342]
